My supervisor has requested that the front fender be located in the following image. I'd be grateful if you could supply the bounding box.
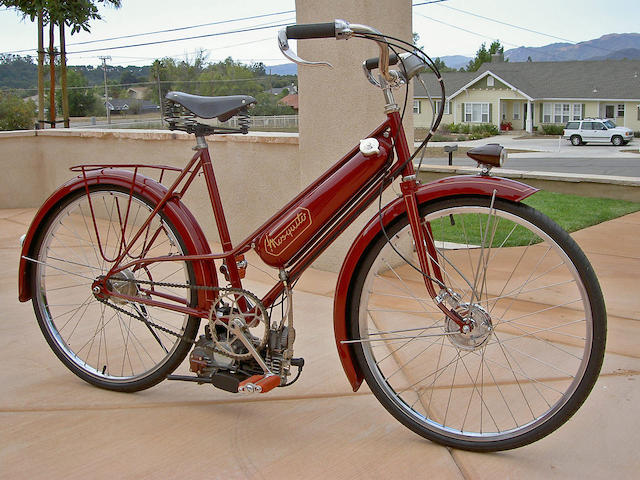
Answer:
[333,175,538,391]
[18,169,218,306]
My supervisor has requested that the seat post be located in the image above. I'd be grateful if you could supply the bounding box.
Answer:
[195,135,208,150]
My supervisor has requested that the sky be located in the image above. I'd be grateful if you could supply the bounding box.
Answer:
[1,0,639,68]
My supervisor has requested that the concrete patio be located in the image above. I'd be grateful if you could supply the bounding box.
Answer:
[1,206,638,479]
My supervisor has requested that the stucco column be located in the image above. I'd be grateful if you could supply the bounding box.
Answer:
[526,100,533,133]
[295,0,413,270]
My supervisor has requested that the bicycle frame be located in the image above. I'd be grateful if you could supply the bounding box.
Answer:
[81,110,417,319]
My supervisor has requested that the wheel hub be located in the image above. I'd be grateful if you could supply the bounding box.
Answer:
[105,270,139,305]
[445,303,493,351]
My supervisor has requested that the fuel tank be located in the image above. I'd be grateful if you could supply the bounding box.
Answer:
[255,135,392,268]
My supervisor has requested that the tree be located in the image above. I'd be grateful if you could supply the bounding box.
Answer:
[55,69,97,116]
[1,1,121,126]
[0,91,36,130]
[466,40,505,72]
[432,57,455,73]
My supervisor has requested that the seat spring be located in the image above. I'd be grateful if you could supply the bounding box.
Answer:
[238,112,251,134]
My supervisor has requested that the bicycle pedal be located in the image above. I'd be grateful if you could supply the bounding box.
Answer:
[237,374,281,394]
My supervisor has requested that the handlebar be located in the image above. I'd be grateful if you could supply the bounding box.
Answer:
[285,22,337,40]
[278,20,427,86]
[363,53,399,71]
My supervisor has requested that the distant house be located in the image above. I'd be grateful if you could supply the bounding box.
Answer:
[105,98,130,113]
[414,58,640,132]
[268,83,298,95]
[127,87,148,99]
[105,98,159,114]
[278,93,299,110]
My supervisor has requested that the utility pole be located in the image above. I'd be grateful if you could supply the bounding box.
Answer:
[48,21,56,128]
[37,10,45,129]
[99,56,112,125]
[156,67,163,121]
[59,23,69,128]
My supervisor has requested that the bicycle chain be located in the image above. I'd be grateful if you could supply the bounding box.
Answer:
[94,278,267,356]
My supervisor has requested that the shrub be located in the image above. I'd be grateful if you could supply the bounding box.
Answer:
[540,124,564,135]
[471,123,499,136]
[438,123,451,134]
[448,122,459,133]
[431,134,451,142]
[634,131,640,138]
[0,92,36,130]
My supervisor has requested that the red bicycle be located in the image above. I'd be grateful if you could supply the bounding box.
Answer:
[18,20,606,451]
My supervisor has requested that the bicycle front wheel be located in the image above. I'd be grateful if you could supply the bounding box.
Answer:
[348,197,606,451]
[30,185,199,392]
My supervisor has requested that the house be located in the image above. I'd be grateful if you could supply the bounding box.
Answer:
[127,87,149,99]
[105,98,160,114]
[268,83,298,95]
[278,93,299,110]
[414,59,640,133]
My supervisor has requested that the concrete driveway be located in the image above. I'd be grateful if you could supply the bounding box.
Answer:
[424,133,639,158]
[1,208,639,479]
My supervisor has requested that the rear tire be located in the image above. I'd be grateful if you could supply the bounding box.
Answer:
[570,135,582,146]
[30,185,199,392]
[347,197,606,451]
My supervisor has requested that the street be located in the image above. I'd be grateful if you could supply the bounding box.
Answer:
[423,136,640,177]
[428,154,640,176]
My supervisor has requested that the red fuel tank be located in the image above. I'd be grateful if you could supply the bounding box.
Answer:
[255,135,392,268]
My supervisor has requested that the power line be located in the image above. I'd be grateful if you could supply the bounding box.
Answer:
[433,4,616,55]
[67,21,291,55]
[1,10,295,55]
[415,12,519,48]
[1,74,293,94]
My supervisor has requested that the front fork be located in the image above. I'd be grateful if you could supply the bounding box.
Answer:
[399,175,469,330]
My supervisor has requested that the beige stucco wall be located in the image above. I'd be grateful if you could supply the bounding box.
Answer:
[0,129,300,245]
[296,0,413,269]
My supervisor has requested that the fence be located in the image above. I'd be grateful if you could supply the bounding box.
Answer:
[72,115,300,131]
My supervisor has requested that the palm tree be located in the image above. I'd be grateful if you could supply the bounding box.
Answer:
[1,1,121,127]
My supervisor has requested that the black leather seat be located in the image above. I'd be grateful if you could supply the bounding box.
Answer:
[165,91,256,121]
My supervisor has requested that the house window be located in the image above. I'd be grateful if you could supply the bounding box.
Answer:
[513,103,520,120]
[413,100,421,114]
[543,103,552,123]
[572,104,582,121]
[554,103,570,123]
[465,103,489,123]
[435,100,450,115]
[544,102,581,123]
[617,104,625,117]
[487,76,494,87]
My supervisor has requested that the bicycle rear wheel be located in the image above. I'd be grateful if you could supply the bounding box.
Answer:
[30,185,199,392]
[348,197,606,451]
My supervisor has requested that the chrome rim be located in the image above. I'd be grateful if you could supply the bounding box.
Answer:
[34,190,193,384]
[358,204,593,442]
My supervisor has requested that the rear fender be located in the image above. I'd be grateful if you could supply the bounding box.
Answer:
[18,169,218,307]
[333,175,538,391]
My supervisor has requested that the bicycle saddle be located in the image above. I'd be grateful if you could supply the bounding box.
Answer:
[165,91,256,121]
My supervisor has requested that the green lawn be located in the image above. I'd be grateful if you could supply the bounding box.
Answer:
[428,191,640,248]
[523,190,640,233]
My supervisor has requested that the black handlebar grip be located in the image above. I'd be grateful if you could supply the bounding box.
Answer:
[286,22,336,40]
[364,53,399,70]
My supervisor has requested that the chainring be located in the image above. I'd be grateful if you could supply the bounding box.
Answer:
[208,288,270,360]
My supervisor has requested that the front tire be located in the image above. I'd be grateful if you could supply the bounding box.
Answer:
[30,185,199,392]
[611,135,623,146]
[347,197,606,451]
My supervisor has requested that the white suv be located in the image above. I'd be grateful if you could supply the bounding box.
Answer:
[563,119,634,146]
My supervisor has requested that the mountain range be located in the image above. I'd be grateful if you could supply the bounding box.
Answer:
[438,32,640,69]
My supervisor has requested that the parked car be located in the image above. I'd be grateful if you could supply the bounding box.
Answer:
[563,119,634,146]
